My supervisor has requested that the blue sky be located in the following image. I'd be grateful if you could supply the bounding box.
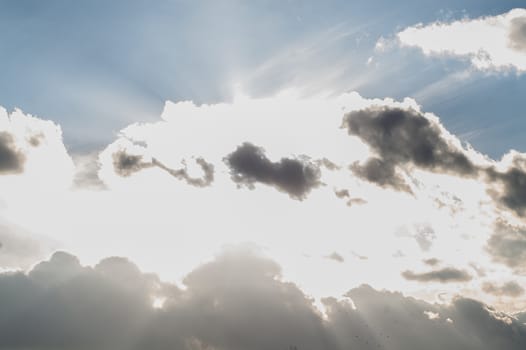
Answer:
[1,0,524,156]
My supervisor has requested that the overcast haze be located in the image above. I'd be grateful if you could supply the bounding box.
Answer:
[1,1,526,349]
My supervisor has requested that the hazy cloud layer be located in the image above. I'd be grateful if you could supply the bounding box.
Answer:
[344,106,477,191]
[402,267,472,283]
[225,142,321,200]
[396,8,526,72]
[0,223,55,269]
[482,281,525,298]
[487,219,526,272]
[0,250,524,350]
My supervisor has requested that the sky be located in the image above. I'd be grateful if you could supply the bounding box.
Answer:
[1,1,526,349]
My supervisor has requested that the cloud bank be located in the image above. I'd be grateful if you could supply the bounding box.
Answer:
[0,250,525,350]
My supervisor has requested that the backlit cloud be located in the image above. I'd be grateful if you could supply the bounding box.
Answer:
[396,8,526,72]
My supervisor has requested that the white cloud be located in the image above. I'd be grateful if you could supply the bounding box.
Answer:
[397,8,526,72]
[0,92,525,314]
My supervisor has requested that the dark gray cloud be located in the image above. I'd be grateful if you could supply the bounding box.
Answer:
[482,281,525,297]
[402,267,472,283]
[112,149,214,187]
[485,160,526,218]
[112,150,154,177]
[225,142,321,200]
[509,16,526,51]
[487,219,526,271]
[0,131,25,175]
[342,106,526,220]
[350,157,412,193]
[343,106,478,191]
[0,250,524,350]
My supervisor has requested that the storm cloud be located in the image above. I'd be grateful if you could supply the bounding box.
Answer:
[225,142,321,200]
[402,267,472,283]
[0,250,524,350]
[343,106,477,191]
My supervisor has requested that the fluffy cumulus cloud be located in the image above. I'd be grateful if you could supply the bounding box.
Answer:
[397,8,526,72]
[1,92,526,327]
[0,106,74,194]
[0,250,525,350]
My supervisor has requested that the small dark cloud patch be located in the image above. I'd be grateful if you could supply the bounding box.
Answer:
[153,157,214,187]
[509,16,526,52]
[486,161,526,218]
[487,219,526,271]
[112,149,214,187]
[225,142,321,200]
[350,157,412,193]
[334,188,350,198]
[402,267,472,283]
[343,106,478,191]
[423,258,440,266]
[112,150,153,177]
[0,132,25,175]
[325,252,344,263]
[334,189,367,206]
[27,133,45,147]
[482,281,525,298]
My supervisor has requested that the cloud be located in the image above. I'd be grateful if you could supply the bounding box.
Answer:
[485,151,526,217]
[482,281,525,298]
[0,250,525,350]
[0,106,74,191]
[112,149,155,177]
[0,132,25,174]
[106,143,214,188]
[402,267,472,283]
[225,142,321,200]
[396,8,526,72]
[0,222,56,269]
[343,105,477,191]
[325,252,344,263]
[487,219,526,272]
[423,258,441,266]
[509,15,526,51]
